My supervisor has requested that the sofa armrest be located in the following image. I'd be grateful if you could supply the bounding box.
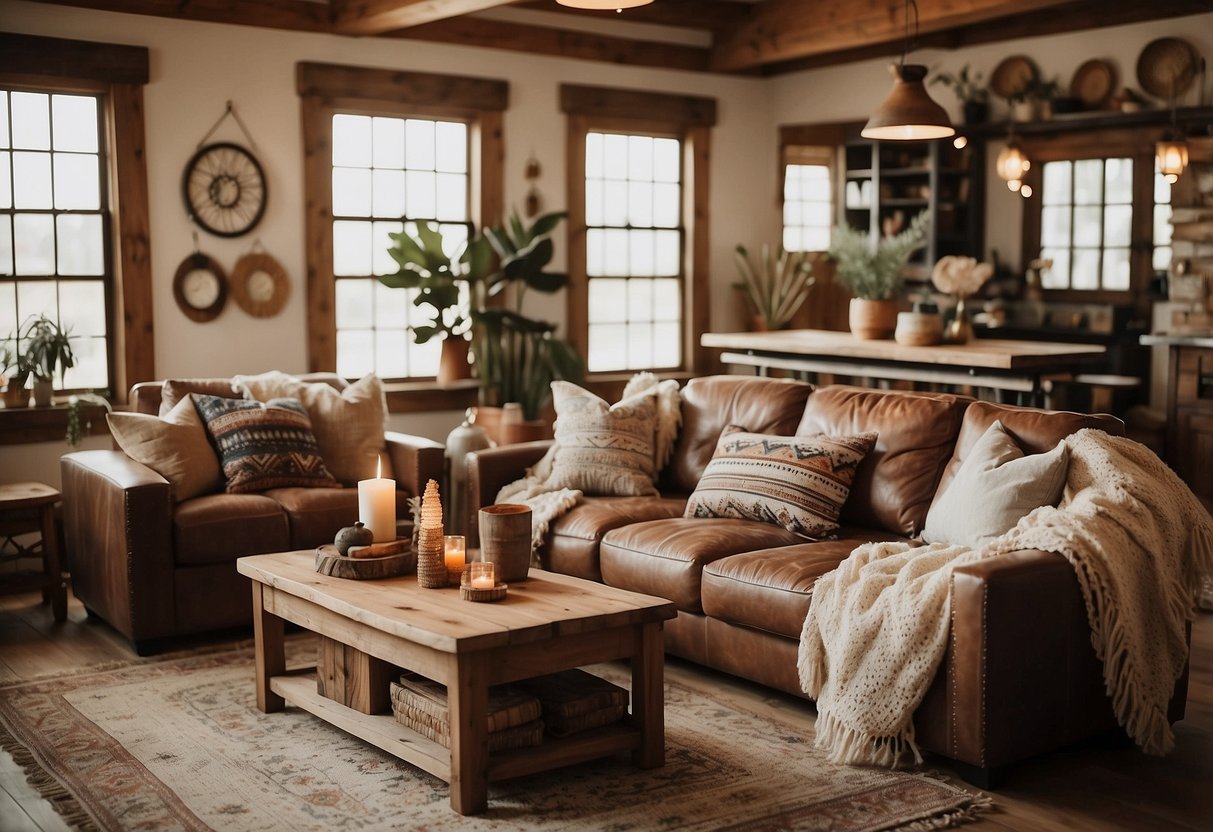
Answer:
[465,440,553,546]
[384,431,445,499]
[60,450,175,642]
[919,548,1122,771]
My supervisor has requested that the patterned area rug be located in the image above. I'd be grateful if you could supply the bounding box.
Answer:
[0,638,991,831]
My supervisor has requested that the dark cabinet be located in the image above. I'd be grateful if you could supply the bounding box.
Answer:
[1166,346,1213,508]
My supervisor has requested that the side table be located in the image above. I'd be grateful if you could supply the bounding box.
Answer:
[0,482,67,622]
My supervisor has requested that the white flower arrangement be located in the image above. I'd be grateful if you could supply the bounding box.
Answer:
[931,256,994,297]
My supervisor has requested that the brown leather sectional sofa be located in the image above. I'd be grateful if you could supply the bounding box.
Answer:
[467,375,1190,785]
[60,375,444,654]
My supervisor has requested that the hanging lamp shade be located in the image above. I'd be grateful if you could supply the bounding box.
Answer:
[1156,135,1189,183]
[862,64,955,141]
[556,0,653,8]
[996,141,1030,191]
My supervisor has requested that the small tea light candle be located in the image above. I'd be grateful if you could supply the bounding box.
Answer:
[444,535,466,570]
[469,561,495,589]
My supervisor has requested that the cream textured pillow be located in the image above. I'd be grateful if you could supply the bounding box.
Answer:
[232,371,388,484]
[684,426,876,537]
[106,397,223,501]
[921,419,1069,548]
[543,381,660,496]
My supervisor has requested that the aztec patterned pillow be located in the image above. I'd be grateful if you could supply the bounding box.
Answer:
[684,426,877,537]
[192,394,339,494]
[542,380,660,497]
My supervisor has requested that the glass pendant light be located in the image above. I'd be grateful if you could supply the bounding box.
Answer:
[861,0,954,141]
[996,141,1030,191]
[1156,136,1189,183]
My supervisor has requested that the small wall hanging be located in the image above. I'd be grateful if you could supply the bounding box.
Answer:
[230,244,290,318]
[182,101,268,237]
[524,152,542,217]
[173,235,228,322]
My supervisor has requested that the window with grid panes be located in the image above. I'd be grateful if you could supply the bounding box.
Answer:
[331,114,470,380]
[782,163,832,252]
[1,88,110,391]
[584,131,682,373]
[1153,159,1172,276]
[1039,157,1133,291]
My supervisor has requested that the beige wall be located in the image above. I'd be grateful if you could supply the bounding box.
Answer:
[1,2,1210,487]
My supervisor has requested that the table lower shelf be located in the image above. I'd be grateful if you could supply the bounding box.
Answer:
[270,672,642,784]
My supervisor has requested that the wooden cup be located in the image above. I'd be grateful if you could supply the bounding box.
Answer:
[478,504,532,583]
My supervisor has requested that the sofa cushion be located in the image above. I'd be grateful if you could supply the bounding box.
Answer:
[684,427,876,537]
[922,420,1068,548]
[159,378,240,416]
[173,493,289,566]
[796,386,969,537]
[701,528,906,638]
[600,518,803,613]
[193,394,340,493]
[663,376,813,494]
[933,399,1124,499]
[544,381,660,496]
[544,496,688,581]
[264,487,360,549]
[105,397,223,501]
[233,371,389,484]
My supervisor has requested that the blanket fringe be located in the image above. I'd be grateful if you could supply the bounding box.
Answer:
[896,791,995,832]
[0,717,99,831]
[813,708,923,768]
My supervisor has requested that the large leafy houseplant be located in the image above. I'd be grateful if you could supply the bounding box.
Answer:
[827,211,930,301]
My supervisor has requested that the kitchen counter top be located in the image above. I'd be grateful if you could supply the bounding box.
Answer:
[1139,333,1213,348]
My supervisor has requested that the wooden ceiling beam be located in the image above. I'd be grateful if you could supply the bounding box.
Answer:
[331,0,519,36]
[514,0,752,33]
[390,16,714,73]
[26,0,331,33]
[712,0,1081,72]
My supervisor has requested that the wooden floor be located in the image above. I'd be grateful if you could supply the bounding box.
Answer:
[1,587,1210,831]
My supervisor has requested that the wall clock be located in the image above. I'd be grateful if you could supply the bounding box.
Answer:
[230,252,290,318]
[173,252,228,322]
[182,141,268,237]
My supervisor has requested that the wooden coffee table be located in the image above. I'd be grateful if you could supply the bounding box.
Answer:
[236,551,676,815]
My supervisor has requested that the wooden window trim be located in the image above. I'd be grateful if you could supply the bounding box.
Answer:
[562,85,714,377]
[0,34,151,442]
[298,62,505,409]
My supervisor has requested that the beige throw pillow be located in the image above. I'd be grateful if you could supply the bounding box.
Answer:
[921,419,1069,548]
[543,381,660,497]
[106,397,224,501]
[232,371,389,484]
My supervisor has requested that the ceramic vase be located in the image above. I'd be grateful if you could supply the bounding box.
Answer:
[946,296,975,344]
[848,298,898,340]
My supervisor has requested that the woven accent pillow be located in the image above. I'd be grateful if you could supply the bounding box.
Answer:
[684,426,877,537]
[921,419,1068,548]
[542,381,660,497]
[232,371,389,484]
[106,397,224,501]
[192,394,339,493]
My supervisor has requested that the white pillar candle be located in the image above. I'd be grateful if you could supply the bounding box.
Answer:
[357,456,396,543]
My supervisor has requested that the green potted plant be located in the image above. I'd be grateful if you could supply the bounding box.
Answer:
[1,341,33,409]
[931,64,989,124]
[732,244,815,330]
[20,315,76,407]
[827,211,930,340]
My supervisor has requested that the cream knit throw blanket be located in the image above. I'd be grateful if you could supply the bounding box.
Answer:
[798,428,1213,767]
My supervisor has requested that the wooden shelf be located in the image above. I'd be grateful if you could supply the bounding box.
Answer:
[963,106,1213,139]
[882,198,928,207]
[880,167,931,177]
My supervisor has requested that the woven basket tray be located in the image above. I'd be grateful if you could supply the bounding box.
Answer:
[516,669,628,737]
[390,675,543,751]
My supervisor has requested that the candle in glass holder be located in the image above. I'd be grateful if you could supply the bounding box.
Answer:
[470,561,495,589]
[444,535,466,570]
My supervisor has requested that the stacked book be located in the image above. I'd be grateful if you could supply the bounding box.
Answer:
[516,669,628,737]
[390,672,543,751]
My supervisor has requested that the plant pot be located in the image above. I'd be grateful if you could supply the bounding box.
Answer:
[1012,100,1037,122]
[437,337,471,385]
[962,100,988,125]
[478,504,532,583]
[848,298,899,340]
[2,380,30,409]
[894,312,942,346]
[31,378,54,407]
[474,405,552,446]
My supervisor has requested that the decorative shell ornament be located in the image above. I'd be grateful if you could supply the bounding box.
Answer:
[931,256,994,297]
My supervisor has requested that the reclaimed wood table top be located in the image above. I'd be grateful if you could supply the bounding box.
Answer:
[237,550,677,655]
[702,329,1105,371]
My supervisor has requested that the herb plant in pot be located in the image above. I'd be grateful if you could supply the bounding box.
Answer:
[1,342,32,409]
[827,211,930,340]
[931,64,989,125]
[21,315,76,407]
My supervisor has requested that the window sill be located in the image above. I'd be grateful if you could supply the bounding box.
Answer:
[382,379,479,414]
[0,402,111,446]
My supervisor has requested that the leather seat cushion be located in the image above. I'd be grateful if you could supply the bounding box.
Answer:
[600,517,804,613]
[796,386,970,537]
[701,527,906,638]
[173,494,288,565]
[545,496,688,581]
[264,487,359,549]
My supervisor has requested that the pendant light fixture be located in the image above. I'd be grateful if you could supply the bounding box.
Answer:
[556,0,653,9]
[996,140,1030,192]
[1156,94,1188,183]
[862,0,954,141]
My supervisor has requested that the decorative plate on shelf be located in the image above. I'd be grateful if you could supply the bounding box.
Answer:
[1136,37,1198,100]
[230,252,290,318]
[990,55,1039,99]
[1070,59,1117,109]
[182,142,268,238]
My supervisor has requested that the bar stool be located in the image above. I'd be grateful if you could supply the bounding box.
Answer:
[0,482,67,622]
